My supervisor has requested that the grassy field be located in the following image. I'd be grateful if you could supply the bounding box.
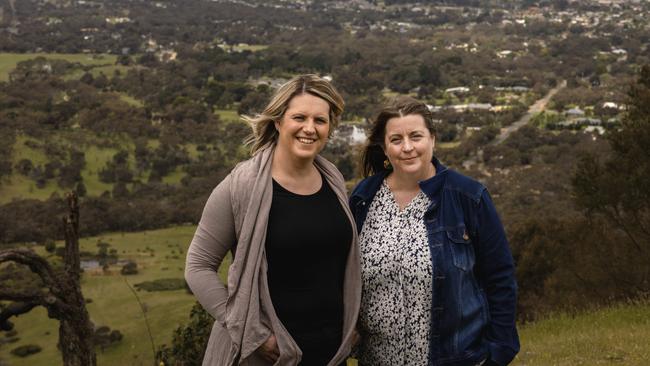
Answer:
[1,132,214,203]
[512,300,650,366]
[214,108,241,123]
[1,222,648,365]
[114,92,144,108]
[217,44,268,53]
[347,301,650,366]
[438,141,462,149]
[0,225,231,366]
[1,133,126,203]
[0,53,118,82]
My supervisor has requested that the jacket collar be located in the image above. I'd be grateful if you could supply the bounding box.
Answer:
[352,155,448,202]
[419,155,448,201]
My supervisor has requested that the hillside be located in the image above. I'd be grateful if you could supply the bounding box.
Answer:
[1,0,650,364]
[513,301,650,365]
[0,226,230,366]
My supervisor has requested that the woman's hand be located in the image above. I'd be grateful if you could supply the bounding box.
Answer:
[256,334,280,363]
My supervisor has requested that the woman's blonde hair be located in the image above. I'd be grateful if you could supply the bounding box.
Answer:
[243,74,345,155]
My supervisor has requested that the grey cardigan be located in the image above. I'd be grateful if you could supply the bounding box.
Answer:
[185,145,361,366]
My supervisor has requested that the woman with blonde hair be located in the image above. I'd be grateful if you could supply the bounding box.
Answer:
[185,74,360,365]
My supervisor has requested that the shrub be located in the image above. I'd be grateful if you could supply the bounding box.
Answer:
[11,344,42,357]
[44,240,56,253]
[134,278,186,292]
[93,325,123,350]
[120,261,138,275]
[156,303,213,365]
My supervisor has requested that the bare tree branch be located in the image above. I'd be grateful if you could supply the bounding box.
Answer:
[0,289,44,303]
[0,192,96,366]
[0,249,61,291]
[0,301,39,331]
[64,192,80,279]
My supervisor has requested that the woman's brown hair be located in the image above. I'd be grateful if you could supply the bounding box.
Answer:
[361,96,436,177]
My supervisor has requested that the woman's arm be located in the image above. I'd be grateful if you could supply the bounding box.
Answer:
[474,189,520,366]
[185,174,237,326]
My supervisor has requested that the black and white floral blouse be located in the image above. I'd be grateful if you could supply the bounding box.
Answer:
[357,180,433,366]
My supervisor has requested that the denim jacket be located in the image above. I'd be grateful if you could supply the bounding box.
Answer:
[349,157,519,366]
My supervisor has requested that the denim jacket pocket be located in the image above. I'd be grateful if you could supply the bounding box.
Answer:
[447,226,475,271]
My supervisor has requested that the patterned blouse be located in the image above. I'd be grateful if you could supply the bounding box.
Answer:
[357,180,433,366]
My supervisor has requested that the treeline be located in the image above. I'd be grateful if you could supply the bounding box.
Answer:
[505,67,650,318]
[0,165,230,244]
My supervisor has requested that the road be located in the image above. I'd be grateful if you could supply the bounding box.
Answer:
[492,80,567,145]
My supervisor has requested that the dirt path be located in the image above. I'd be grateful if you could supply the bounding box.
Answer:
[493,80,567,145]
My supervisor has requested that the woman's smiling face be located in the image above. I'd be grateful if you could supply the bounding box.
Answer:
[275,93,331,161]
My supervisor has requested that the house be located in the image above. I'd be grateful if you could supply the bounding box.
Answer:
[467,103,492,110]
[427,104,443,112]
[565,107,585,117]
[444,86,470,94]
[584,126,605,135]
[157,49,177,62]
[497,50,513,58]
[490,105,512,112]
[450,103,492,112]
[575,117,602,125]
[106,17,131,25]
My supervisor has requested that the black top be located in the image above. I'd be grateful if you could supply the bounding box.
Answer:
[266,175,352,366]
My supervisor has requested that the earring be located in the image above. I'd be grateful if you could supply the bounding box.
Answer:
[383,159,392,170]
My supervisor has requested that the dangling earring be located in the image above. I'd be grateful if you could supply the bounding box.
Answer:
[383,159,392,170]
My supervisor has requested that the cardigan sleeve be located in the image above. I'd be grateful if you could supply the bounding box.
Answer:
[185,174,237,326]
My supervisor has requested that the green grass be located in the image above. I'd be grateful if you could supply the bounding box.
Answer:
[0,135,63,202]
[80,144,123,195]
[12,135,49,165]
[161,166,186,185]
[1,223,648,365]
[1,133,210,202]
[218,44,268,53]
[512,301,650,365]
[0,174,61,202]
[0,225,232,366]
[348,301,650,366]
[185,143,201,159]
[234,44,268,52]
[0,53,118,82]
[381,89,399,98]
[90,64,131,78]
[114,93,144,108]
[438,141,461,149]
[214,108,240,122]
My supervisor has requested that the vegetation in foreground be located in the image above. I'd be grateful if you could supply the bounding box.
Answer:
[0,225,226,366]
[512,300,650,366]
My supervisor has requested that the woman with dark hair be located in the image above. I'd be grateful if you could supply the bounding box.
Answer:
[350,96,519,366]
[185,74,360,365]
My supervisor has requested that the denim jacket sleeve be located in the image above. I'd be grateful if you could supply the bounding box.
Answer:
[473,189,520,365]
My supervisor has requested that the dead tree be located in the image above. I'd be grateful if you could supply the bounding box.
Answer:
[0,193,96,366]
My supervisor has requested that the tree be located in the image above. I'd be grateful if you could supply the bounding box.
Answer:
[0,193,96,366]
[156,303,213,366]
[75,181,87,198]
[572,65,650,297]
